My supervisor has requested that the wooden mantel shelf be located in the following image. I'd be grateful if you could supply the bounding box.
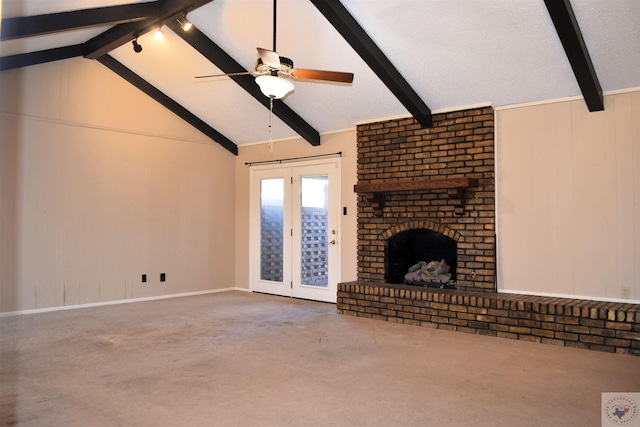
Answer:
[354,177,479,193]
[354,177,479,216]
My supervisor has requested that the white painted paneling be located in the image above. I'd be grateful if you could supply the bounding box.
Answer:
[497,101,576,296]
[635,91,640,302]
[0,115,19,311]
[497,91,640,302]
[612,93,636,299]
[546,103,575,294]
[0,59,237,313]
[496,105,536,292]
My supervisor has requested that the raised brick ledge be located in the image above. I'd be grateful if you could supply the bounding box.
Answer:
[337,281,640,355]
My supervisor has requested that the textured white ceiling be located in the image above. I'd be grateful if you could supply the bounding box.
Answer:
[2,0,640,146]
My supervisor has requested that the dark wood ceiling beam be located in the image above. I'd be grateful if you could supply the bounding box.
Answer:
[0,45,85,71]
[0,2,159,41]
[168,21,320,146]
[97,55,238,155]
[544,0,603,112]
[310,0,432,127]
[84,0,213,60]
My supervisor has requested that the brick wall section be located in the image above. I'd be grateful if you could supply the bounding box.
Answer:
[338,282,640,355]
[356,107,495,291]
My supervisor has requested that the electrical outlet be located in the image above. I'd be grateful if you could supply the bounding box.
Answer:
[621,287,630,299]
[160,273,166,282]
[142,274,147,283]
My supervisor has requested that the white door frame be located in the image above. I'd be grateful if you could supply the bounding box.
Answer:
[249,157,341,303]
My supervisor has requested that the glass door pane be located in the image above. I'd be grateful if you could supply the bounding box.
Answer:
[291,162,339,303]
[300,175,329,288]
[260,178,284,282]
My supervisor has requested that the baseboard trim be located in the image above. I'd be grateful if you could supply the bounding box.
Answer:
[0,287,252,318]
[499,288,640,305]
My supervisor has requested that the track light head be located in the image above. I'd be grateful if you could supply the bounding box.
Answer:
[177,15,193,31]
[132,38,142,53]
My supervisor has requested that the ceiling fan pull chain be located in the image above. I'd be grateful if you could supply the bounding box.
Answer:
[269,96,274,152]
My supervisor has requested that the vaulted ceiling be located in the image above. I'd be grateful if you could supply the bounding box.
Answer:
[2,0,639,155]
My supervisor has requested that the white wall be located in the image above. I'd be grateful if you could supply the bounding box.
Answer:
[496,90,640,302]
[0,58,237,313]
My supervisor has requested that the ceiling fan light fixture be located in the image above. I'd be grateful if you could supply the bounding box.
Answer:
[255,75,294,99]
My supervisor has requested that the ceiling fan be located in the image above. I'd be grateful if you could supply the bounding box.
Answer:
[195,0,354,100]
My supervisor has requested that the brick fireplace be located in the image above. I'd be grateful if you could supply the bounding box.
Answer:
[354,106,496,291]
[338,106,640,355]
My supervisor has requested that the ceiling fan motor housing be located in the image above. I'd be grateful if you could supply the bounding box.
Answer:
[256,56,294,74]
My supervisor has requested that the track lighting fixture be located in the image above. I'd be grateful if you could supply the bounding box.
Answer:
[132,38,142,53]
[177,14,192,31]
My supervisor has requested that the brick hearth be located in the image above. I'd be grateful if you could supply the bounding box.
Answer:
[337,282,640,355]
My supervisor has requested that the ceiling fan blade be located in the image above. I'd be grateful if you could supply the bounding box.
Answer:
[290,69,354,84]
[257,47,282,69]
[194,71,258,79]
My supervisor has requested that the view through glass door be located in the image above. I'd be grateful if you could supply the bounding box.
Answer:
[250,160,340,303]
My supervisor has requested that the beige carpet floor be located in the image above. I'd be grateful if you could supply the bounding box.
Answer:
[1,290,639,426]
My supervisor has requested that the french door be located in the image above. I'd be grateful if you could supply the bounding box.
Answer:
[250,160,340,303]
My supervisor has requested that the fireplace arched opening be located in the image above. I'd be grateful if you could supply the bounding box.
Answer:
[386,229,457,287]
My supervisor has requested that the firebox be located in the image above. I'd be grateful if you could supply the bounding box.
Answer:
[386,229,456,286]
